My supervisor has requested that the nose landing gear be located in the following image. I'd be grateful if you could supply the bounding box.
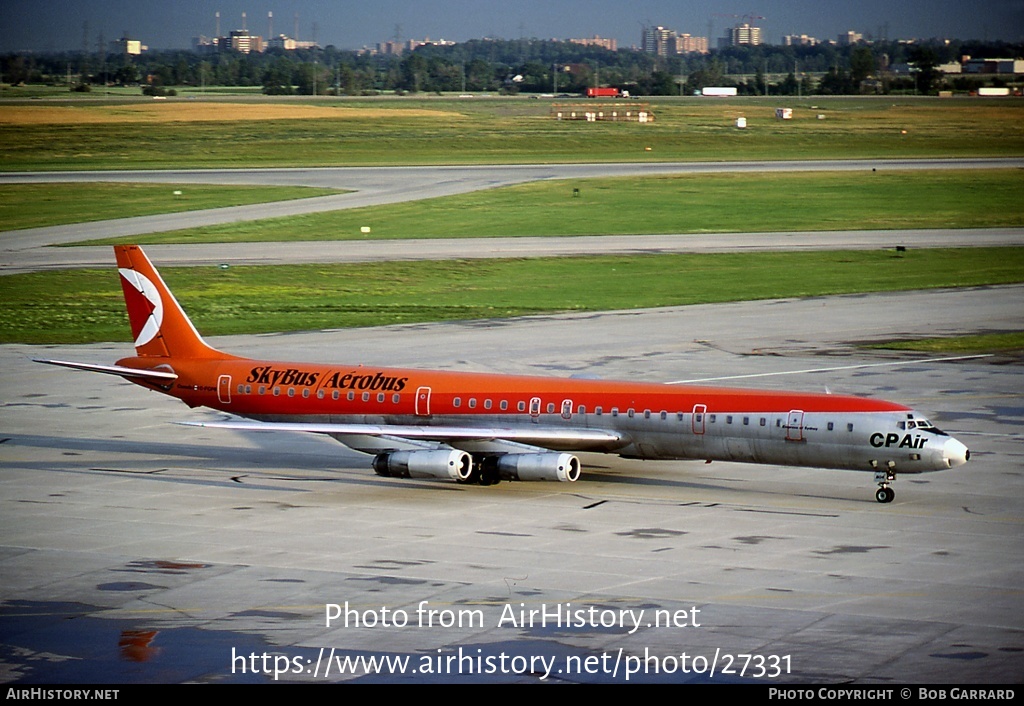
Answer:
[873,469,896,503]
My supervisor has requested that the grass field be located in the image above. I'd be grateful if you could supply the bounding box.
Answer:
[0,183,343,231]
[2,96,1022,170]
[81,169,1024,245]
[4,247,1022,344]
[866,332,1024,355]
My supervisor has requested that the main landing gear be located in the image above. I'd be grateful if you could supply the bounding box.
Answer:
[873,469,896,503]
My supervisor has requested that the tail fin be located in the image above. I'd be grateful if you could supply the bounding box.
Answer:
[115,245,223,360]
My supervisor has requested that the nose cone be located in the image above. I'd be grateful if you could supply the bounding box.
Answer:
[943,438,970,468]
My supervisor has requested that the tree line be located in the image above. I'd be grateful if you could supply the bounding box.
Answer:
[2,38,1020,96]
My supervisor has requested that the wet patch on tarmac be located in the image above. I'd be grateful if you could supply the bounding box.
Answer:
[0,600,278,683]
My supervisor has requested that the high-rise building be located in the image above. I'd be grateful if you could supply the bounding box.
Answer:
[728,23,762,46]
[641,26,676,56]
[228,29,263,54]
[676,34,709,54]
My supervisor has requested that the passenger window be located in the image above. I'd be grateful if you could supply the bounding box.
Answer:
[453,397,461,408]
[501,401,508,411]
[847,423,854,432]
[484,400,492,410]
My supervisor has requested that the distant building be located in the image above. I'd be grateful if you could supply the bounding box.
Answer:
[194,29,265,53]
[267,34,318,51]
[569,36,618,51]
[111,34,146,55]
[963,57,1024,74]
[676,34,708,54]
[641,26,708,56]
[407,37,457,51]
[838,31,864,45]
[641,25,675,56]
[227,29,263,54]
[376,41,403,56]
[726,23,762,47]
[783,34,818,46]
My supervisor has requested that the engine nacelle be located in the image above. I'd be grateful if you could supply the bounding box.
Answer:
[373,450,473,482]
[496,453,581,482]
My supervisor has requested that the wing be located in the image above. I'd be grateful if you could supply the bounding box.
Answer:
[179,419,623,450]
[34,359,178,382]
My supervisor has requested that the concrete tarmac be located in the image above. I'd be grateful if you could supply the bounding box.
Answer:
[2,286,1022,683]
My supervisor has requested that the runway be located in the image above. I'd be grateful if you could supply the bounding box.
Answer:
[2,157,1022,254]
[2,286,1022,683]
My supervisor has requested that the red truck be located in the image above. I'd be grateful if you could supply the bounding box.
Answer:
[586,87,622,98]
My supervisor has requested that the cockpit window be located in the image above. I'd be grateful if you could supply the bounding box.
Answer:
[915,419,948,436]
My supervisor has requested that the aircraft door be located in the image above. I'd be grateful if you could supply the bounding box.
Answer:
[786,409,805,441]
[415,386,431,416]
[217,375,231,404]
[692,404,706,434]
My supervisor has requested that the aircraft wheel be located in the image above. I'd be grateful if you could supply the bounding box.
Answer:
[479,467,501,486]
[875,487,894,504]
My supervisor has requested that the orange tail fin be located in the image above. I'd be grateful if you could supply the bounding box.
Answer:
[114,245,224,360]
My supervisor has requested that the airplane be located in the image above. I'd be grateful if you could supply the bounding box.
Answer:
[36,245,970,503]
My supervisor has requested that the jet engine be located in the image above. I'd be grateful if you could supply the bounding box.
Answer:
[373,449,473,482]
[495,453,581,482]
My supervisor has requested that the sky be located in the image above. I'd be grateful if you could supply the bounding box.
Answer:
[2,0,1022,53]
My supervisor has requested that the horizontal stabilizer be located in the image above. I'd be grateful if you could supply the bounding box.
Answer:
[34,359,178,381]
[180,419,623,446]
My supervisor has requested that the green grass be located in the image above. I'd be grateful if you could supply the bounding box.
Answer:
[82,169,1024,245]
[0,183,344,231]
[865,332,1024,355]
[2,96,1022,171]
[4,247,1022,344]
